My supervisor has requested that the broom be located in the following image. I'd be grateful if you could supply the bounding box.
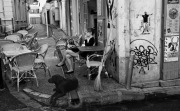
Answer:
[94,47,110,91]
[94,62,103,91]
[94,24,113,91]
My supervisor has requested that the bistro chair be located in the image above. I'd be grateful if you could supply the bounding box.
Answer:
[11,33,24,40]
[21,31,39,51]
[52,31,67,58]
[86,40,115,80]
[25,24,34,31]
[72,34,87,67]
[34,43,51,77]
[17,30,28,39]
[9,52,38,92]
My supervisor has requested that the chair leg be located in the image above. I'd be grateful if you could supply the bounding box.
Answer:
[54,49,58,58]
[87,67,91,80]
[42,63,47,76]
[17,72,20,92]
[47,68,51,77]
[32,70,38,87]
[43,63,51,77]
[103,67,112,78]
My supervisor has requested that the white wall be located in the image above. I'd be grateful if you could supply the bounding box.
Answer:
[105,0,162,83]
[71,0,79,35]
[29,14,41,18]
[0,0,14,31]
[129,0,162,83]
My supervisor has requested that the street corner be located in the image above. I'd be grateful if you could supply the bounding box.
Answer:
[77,90,120,107]
[23,88,70,108]
[23,88,51,105]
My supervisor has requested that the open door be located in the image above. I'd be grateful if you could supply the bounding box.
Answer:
[162,0,180,80]
[79,0,106,46]
[96,0,106,46]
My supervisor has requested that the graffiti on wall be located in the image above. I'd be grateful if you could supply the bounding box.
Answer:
[105,39,119,77]
[107,0,118,29]
[106,0,118,45]
[130,39,158,74]
[105,0,119,77]
[136,12,153,35]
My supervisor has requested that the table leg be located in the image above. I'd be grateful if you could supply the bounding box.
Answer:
[0,58,5,89]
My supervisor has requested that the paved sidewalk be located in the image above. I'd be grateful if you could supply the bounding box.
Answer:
[20,24,128,108]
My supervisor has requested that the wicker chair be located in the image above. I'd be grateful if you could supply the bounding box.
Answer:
[17,30,28,39]
[86,40,115,80]
[9,52,38,92]
[20,31,39,51]
[52,31,67,58]
[34,43,51,77]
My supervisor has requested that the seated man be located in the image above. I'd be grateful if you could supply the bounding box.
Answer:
[56,29,95,74]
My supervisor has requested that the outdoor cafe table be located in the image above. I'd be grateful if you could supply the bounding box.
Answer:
[4,35,21,42]
[77,46,104,81]
[2,43,31,57]
[77,45,104,63]
[77,46,104,52]
[17,30,28,38]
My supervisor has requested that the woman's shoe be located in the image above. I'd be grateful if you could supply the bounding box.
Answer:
[56,62,65,67]
[65,71,74,74]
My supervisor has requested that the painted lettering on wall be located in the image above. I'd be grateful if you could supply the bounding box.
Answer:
[130,39,158,74]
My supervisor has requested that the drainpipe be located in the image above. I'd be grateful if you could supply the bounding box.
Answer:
[61,0,66,33]
[160,0,165,80]
[125,54,135,89]
[58,1,62,28]
[46,9,49,37]
[45,3,51,37]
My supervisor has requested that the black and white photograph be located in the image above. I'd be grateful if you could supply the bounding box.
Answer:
[1,0,180,111]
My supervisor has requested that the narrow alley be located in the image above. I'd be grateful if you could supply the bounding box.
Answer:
[1,0,180,111]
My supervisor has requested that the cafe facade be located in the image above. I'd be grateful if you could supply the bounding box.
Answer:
[44,0,180,87]
[0,0,36,33]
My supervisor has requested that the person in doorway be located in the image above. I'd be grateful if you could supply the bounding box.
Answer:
[56,29,95,74]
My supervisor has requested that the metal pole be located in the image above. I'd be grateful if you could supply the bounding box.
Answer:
[125,54,135,90]
[0,18,1,32]
[12,18,14,33]
[46,9,49,38]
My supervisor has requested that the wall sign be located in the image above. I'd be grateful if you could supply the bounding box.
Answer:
[164,1,180,62]
[164,35,179,62]
[166,3,179,35]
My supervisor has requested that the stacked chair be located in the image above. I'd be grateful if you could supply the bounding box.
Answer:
[34,43,51,77]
